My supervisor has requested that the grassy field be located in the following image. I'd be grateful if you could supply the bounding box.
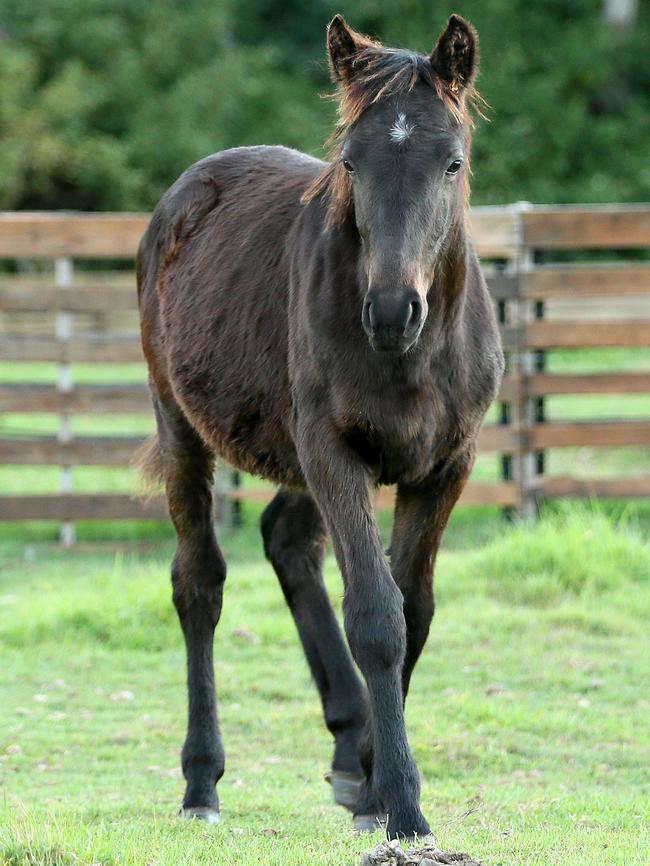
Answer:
[1,503,649,866]
[1,346,649,864]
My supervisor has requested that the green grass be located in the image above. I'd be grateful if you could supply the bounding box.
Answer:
[1,349,649,863]
[1,505,649,866]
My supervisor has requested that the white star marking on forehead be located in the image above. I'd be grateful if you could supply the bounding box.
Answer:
[389,112,415,144]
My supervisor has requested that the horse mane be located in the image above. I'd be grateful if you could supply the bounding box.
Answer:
[302,39,482,229]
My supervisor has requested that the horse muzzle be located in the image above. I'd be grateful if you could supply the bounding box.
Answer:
[362,288,426,353]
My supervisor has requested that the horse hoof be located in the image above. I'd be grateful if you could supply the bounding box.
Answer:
[179,806,220,824]
[353,813,385,833]
[325,770,363,812]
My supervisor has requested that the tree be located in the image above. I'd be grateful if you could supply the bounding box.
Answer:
[0,0,649,210]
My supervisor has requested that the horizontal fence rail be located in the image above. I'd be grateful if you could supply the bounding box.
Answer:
[1,205,649,537]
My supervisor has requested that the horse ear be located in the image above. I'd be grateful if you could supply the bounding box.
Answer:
[430,14,478,94]
[327,14,371,83]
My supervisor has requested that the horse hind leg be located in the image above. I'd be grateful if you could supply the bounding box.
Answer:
[260,490,369,811]
[152,394,226,823]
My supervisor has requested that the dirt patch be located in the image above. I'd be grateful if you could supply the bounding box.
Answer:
[360,840,483,866]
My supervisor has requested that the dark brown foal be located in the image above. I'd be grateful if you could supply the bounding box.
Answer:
[137,13,503,840]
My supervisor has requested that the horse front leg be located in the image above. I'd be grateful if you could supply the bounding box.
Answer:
[390,449,475,700]
[260,489,368,807]
[296,414,430,841]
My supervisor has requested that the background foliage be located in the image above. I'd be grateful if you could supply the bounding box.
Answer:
[1,0,649,211]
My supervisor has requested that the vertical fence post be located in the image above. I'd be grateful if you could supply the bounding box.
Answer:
[231,470,243,528]
[214,468,244,529]
[533,297,547,481]
[214,465,234,529]
[497,262,515,521]
[512,202,539,520]
[55,257,75,546]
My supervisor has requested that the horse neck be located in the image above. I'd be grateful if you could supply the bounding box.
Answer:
[413,216,470,364]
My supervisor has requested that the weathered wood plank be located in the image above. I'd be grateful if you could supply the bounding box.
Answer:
[371,483,519,509]
[526,372,650,396]
[460,481,520,507]
[534,475,650,499]
[530,420,650,449]
[477,424,517,452]
[522,204,650,249]
[373,481,519,509]
[544,296,650,323]
[0,481,520,522]
[499,326,522,352]
[0,383,151,414]
[229,488,276,504]
[0,283,138,312]
[522,263,650,298]
[0,213,149,258]
[458,481,520,507]
[499,372,650,399]
[484,272,519,300]
[0,271,135,289]
[0,336,145,363]
[498,374,519,402]
[0,210,518,262]
[502,321,650,350]
[468,207,519,259]
[0,494,168,521]
[526,320,650,349]
[0,436,146,466]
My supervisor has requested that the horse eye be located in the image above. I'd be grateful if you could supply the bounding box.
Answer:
[446,158,463,175]
[341,159,355,174]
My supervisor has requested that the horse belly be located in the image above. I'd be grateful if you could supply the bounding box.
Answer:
[170,349,304,487]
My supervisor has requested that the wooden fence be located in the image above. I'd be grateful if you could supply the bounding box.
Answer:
[1,206,649,538]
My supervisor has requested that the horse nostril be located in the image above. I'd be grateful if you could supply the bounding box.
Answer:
[368,301,378,330]
[363,299,375,332]
[405,300,422,335]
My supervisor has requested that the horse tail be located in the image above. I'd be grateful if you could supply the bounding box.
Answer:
[133,433,165,498]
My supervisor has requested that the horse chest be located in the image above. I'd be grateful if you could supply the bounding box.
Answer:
[337,383,466,486]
